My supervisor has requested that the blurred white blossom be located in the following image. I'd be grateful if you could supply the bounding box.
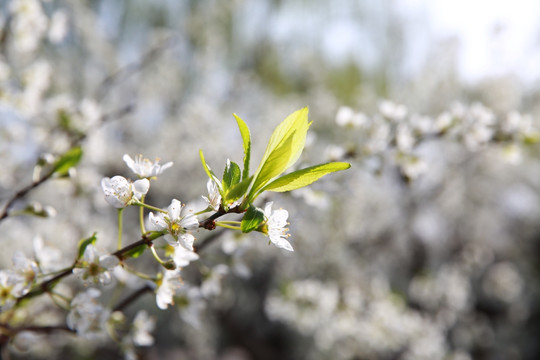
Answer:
[0,270,26,309]
[67,288,110,339]
[9,0,48,53]
[335,106,367,128]
[48,9,69,43]
[156,269,183,310]
[201,264,229,297]
[132,310,155,346]
[73,244,119,285]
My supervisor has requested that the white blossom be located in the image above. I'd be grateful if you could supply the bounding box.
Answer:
[132,310,155,346]
[123,154,173,179]
[396,124,415,152]
[177,286,206,328]
[262,202,293,252]
[48,9,69,43]
[33,235,66,273]
[79,98,102,126]
[148,199,198,249]
[0,270,26,309]
[101,176,150,208]
[398,155,427,181]
[379,100,407,121]
[171,244,199,268]
[73,244,119,285]
[201,178,221,211]
[156,269,183,310]
[335,106,367,128]
[12,251,38,291]
[201,264,229,297]
[9,0,48,53]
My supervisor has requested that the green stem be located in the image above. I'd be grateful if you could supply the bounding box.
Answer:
[194,207,213,216]
[215,221,241,230]
[123,265,158,282]
[139,194,146,235]
[217,220,241,225]
[47,291,70,310]
[117,208,124,250]
[149,246,173,269]
[134,202,167,214]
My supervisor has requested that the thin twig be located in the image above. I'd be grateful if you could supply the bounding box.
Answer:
[0,169,55,222]
[0,104,134,224]
[194,228,226,253]
[95,37,173,102]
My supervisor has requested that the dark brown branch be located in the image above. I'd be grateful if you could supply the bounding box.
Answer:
[0,323,74,336]
[112,284,153,312]
[198,205,244,230]
[0,14,12,55]
[194,228,225,253]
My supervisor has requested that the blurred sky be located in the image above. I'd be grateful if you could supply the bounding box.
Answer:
[397,0,540,84]
[236,0,540,88]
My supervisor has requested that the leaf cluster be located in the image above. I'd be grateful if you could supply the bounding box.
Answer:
[200,107,350,232]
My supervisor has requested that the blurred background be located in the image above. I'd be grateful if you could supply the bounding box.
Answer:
[1,0,540,359]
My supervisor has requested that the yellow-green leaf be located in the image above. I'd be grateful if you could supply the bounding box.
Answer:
[250,133,295,196]
[261,162,351,192]
[248,107,310,200]
[233,114,251,180]
[199,150,221,185]
[224,175,253,204]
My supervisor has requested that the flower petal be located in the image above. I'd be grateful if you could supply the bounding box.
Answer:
[149,212,168,231]
[133,179,150,198]
[168,199,182,221]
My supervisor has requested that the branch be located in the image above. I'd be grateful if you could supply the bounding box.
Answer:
[198,205,244,230]
[95,37,173,102]
[112,284,153,312]
[0,104,134,223]
[0,169,55,222]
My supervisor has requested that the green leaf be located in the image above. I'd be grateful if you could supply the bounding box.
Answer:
[233,114,251,181]
[224,175,253,205]
[57,109,72,131]
[199,150,222,187]
[250,133,295,196]
[263,107,310,170]
[261,162,351,192]
[17,202,54,218]
[248,107,310,200]
[52,146,83,177]
[222,160,241,192]
[240,205,265,233]
[77,232,97,259]
[124,243,147,258]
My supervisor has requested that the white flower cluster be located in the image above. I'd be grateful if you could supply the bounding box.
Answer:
[333,101,539,180]
[265,278,457,360]
[0,252,39,310]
